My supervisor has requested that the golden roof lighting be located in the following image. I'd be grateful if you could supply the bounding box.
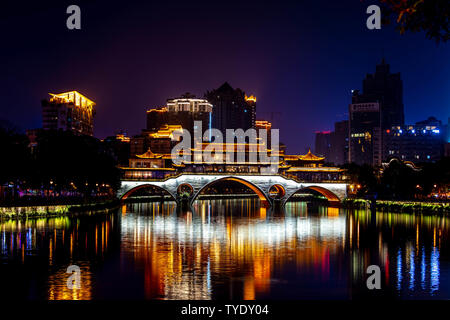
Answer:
[49,91,95,111]
[147,107,167,113]
[255,120,272,130]
[245,95,257,103]
[116,134,130,143]
[149,125,183,139]
[298,149,325,161]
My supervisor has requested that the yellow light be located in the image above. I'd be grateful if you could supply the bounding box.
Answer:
[245,94,257,102]
[49,91,95,111]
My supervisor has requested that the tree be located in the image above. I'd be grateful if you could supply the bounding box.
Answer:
[379,0,449,43]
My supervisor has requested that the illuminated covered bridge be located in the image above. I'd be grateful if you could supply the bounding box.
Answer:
[117,174,348,206]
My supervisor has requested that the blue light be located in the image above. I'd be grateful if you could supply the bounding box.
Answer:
[411,129,415,134]
[399,129,403,134]
[397,248,403,291]
[432,129,440,134]
[409,249,415,290]
[430,247,440,294]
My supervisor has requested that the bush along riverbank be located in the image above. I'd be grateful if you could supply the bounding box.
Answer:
[0,199,120,218]
[343,198,450,215]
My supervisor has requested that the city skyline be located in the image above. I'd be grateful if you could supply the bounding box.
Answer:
[1,1,449,154]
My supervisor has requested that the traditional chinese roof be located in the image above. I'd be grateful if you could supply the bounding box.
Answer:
[299,149,324,161]
[135,148,163,159]
[284,149,325,162]
[149,125,183,139]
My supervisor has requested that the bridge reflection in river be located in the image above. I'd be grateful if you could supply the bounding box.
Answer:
[0,199,449,300]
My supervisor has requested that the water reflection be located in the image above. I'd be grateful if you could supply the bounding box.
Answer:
[0,214,116,300]
[0,199,449,300]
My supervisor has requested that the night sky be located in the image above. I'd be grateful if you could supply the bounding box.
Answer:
[1,0,449,153]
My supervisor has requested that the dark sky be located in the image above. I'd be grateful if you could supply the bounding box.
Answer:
[1,0,449,153]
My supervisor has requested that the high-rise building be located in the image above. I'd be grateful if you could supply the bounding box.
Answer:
[348,59,403,166]
[205,82,255,132]
[245,95,257,129]
[314,131,332,160]
[146,107,168,132]
[314,120,349,166]
[330,120,349,165]
[146,94,212,136]
[383,117,444,163]
[348,102,382,166]
[353,59,404,130]
[41,91,96,136]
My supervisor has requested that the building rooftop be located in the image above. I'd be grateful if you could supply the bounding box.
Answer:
[49,91,95,111]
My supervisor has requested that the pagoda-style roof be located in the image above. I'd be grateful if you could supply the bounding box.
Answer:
[284,149,324,162]
[135,148,163,159]
[298,149,325,161]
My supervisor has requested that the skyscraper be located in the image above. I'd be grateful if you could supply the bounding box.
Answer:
[348,102,382,166]
[314,131,332,160]
[245,95,257,129]
[41,91,96,136]
[348,59,404,165]
[205,82,255,132]
[353,58,404,130]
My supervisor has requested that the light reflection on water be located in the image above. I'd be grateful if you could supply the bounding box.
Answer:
[0,199,449,300]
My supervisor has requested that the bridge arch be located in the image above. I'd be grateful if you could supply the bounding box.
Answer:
[177,183,194,196]
[120,183,177,201]
[269,184,286,199]
[190,176,270,204]
[285,185,341,204]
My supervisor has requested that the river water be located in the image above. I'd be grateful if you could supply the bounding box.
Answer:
[0,199,449,300]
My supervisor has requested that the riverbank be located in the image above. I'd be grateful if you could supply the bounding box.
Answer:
[343,198,450,215]
[0,199,120,218]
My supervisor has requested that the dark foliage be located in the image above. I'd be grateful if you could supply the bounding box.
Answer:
[0,128,121,203]
[379,0,449,43]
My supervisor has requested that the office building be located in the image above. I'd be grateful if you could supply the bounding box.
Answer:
[146,94,212,137]
[353,59,404,130]
[314,120,349,166]
[41,91,96,136]
[205,82,255,132]
[383,117,445,163]
[348,102,382,166]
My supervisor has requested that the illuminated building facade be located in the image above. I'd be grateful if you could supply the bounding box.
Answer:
[121,142,346,182]
[146,95,212,136]
[130,125,183,157]
[283,149,345,182]
[255,120,272,147]
[206,82,255,132]
[383,117,445,163]
[245,95,257,129]
[42,91,95,136]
